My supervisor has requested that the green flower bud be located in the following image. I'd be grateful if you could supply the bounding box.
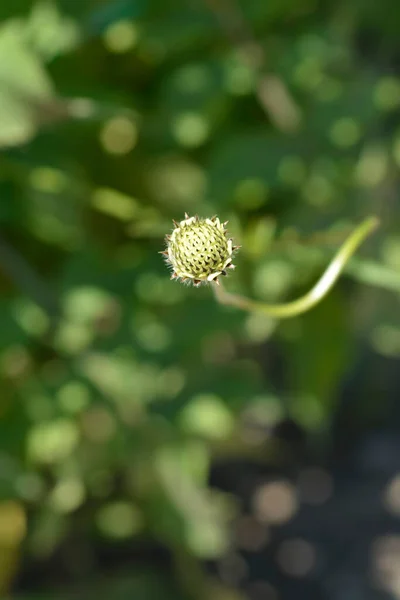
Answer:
[162,214,238,286]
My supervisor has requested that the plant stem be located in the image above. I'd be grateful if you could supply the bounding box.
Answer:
[212,216,380,319]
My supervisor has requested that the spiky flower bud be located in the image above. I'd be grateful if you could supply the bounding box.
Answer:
[161,214,238,286]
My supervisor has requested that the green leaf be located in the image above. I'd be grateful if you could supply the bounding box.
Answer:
[283,288,354,429]
[0,20,54,147]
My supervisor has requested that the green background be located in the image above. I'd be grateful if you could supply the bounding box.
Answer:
[0,0,400,599]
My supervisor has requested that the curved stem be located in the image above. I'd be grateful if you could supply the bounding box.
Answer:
[212,216,379,319]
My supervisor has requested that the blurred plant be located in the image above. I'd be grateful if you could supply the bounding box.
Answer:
[204,0,302,132]
[1,0,400,598]
[164,214,379,318]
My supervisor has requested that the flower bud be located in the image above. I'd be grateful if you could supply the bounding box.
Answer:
[162,214,238,286]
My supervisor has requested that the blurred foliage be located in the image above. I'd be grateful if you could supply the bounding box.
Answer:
[0,0,400,599]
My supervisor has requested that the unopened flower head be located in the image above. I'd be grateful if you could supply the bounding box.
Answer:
[162,213,238,286]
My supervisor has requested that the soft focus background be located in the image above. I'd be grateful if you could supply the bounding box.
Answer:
[1,0,400,599]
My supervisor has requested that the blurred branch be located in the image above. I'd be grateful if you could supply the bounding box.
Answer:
[203,0,301,132]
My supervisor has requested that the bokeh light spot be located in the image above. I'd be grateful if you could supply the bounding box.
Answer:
[136,321,172,352]
[1,345,31,380]
[135,272,185,303]
[146,156,207,207]
[290,394,325,429]
[384,474,400,516]
[254,260,294,301]
[13,299,49,337]
[372,535,400,597]
[355,145,389,187]
[180,394,234,440]
[234,178,268,210]
[244,313,276,343]
[276,538,316,577]
[63,286,118,326]
[297,467,333,505]
[54,322,93,354]
[174,64,211,93]
[218,552,248,585]
[186,519,229,559]
[100,117,138,155]
[278,156,307,187]
[0,501,26,546]
[329,117,361,147]
[293,57,323,90]
[371,325,400,357]
[202,331,235,365]
[103,20,139,53]
[29,167,68,193]
[252,480,298,525]
[303,173,334,207]
[172,112,210,147]
[240,395,284,445]
[316,78,343,101]
[49,478,85,513]
[224,62,256,95]
[157,366,186,399]
[235,514,269,551]
[96,501,143,539]
[374,77,400,111]
[15,473,45,502]
[27,419,79,464]
[92,187,139,221]
[381,236,400,270]
[81,407,116,443]
[57,381,91,414]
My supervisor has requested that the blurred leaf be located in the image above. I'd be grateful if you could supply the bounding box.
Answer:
[148,440,231,558]
[346,257,400,293]
[0,20,54,147]
[26,0,80,60]
[284,288,354,429]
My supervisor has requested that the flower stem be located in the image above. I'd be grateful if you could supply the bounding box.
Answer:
[212,216,380,319]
